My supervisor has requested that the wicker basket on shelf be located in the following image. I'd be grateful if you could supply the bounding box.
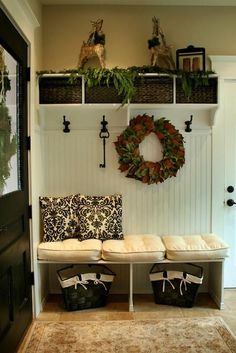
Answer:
[85,85,124,104]
[131,76,173,104]
[39,76,82,104]
[176,77,218,104]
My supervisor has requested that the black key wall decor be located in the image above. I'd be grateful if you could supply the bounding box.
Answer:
[99,115,109,168]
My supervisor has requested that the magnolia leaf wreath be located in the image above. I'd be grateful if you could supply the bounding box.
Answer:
[114,114,185,185]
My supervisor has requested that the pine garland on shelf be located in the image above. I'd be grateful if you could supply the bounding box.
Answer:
[37,65,215,105]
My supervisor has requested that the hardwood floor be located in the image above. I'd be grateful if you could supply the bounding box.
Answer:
[17,290,236,352]
[40,290,236,331]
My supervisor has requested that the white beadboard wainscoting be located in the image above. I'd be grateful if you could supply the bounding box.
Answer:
[38,105,213,294]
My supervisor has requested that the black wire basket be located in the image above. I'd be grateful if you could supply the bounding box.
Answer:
[57,264,116,311]
[149,263,203,308]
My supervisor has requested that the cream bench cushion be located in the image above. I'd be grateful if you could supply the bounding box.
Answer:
[162,234,229,261]
[37,238,102,262]
[102,234,165,262]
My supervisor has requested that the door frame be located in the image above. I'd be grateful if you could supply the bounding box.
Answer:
[0,0,42,317]
[0,4,33,351]
[210,56,236,288]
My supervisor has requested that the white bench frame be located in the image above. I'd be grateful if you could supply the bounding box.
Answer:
[38,258,225,311]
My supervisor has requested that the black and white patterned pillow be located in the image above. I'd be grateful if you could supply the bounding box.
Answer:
[78,194,123,241]
[40,194,80,242]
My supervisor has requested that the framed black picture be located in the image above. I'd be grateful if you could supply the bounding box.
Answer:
[176,45,205,72]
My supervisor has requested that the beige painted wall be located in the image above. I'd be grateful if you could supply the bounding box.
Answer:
[42,5,236,70]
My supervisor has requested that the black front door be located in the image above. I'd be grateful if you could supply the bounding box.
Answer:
[0,7,32,353]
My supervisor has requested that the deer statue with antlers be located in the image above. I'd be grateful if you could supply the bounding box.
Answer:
[78,19,105,68]
[148,17,175,69]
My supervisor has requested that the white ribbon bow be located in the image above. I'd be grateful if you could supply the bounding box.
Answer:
[94,279,107,291]
[73,276,89,290]
[162,278,175,292]
[71,276,107,291]
[179,277,191,296]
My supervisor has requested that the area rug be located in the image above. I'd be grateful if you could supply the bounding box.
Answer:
[22,317,236,353]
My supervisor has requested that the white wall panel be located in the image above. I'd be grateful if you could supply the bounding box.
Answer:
[41,130,211,236]
[39,107,212,293]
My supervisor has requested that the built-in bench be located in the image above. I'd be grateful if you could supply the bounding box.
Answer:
[37,233,229,311]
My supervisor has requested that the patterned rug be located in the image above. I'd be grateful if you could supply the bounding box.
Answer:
[22,317,236,353]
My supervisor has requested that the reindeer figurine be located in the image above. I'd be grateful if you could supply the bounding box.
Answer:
[148,17,175,69]
[78,19,105,68]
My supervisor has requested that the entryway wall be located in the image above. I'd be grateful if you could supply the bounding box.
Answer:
[36,4,230,313]
[39,107,212,236]
[38,103,213,294]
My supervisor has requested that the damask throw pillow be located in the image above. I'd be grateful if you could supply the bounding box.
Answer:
[40,194,80,242]
[78,194,123,241]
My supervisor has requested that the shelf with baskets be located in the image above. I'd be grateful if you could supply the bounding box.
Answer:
[38,73,218,106]
[38,74,219,129]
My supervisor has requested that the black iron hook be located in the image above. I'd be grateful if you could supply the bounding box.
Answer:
[185,114,193,132]
[63,115,70,133]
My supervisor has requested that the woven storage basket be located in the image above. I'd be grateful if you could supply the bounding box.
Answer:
[39,76,82,104]
[57,264,115,311]
[85,85,124,104]
[149,263,203,308]
[131,76,173,104]
[176,77,218,104]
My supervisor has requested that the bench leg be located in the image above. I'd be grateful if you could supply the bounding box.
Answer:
[208,261,225,309]
[129,263,134,312]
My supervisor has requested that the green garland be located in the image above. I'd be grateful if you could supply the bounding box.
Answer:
[114,114,185,185]
[37,65,215,105]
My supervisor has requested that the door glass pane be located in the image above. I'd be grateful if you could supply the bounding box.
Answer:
[0,45,20,196]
